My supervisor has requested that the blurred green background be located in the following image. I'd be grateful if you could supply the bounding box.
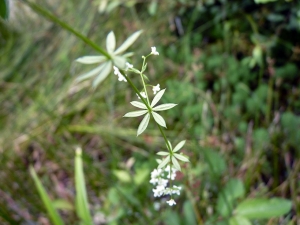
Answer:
[0,0,299,224]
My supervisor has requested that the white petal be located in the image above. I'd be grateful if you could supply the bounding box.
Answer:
[130,101,147,109]
[153,103,177,111]
[76,56,107,64]
[137,113,150,136]
[123,110,148,117]
[106,31,116,53]
[152,112,166,128]
[173,140,186,153]
[151,89,166,107]
[171,157,181,171]
[174,153,189,162]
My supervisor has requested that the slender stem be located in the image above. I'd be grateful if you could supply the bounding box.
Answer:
[22,0,112,59]
[140,57,151,106]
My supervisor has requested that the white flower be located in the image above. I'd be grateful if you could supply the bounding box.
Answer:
[153,185,165,197]
[125,62,133,71]
[153,84,160,95]
[113,66,127,82]
[124,89,177,136]
[137,92,147,99]
[151,46,159,55]
[166,199,176,206]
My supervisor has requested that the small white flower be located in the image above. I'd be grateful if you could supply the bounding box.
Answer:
[125,62,133,71]
[153,84,160,95]
[137,92,147,99]
[113,66,127,82]
[151,47,159,55]
[166,199,176,206]
[153,185,165,197]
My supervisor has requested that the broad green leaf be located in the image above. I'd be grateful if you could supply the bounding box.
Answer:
[229,216,252,225]
[152,111,166,127]
[151,88,166,107]
[172,156,181,171]
[114,30,143,55]
[174,153,189,162]
[0,0,9,19]
[92,61,112,87]
[137,113,150,136]
[235,198,292,219]
[158,156,170,169]
[75,148,93,225]
[123,110,148,117]
[30,167,65,225]
[113,55,126,69]
[52,200,73,211]
[157,151,169,156]
[203,148,227,177]
[217,179,245,217]
[153,103,177,111]
[130,101,147,109]
[113,170,131,183]
[76,56,106,64]
[106,31,116,53]
[76,63,106,82]
[183,201,197,225]
[173,140,186,152]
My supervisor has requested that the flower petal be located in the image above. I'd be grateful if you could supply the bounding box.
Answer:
[76,56,107,64]
[153,103,177,111]
[158,156,170,169]
[92,61,112,87]
[174,153,189,162]
[130,101,147,109]
[106,31,116,53]
[152,112,166,128]
[76,63,106,82]
[157,151,169,156]
[114,30,143,55]
[137,113,150,136]
[151,89,166,107]
[123,110,148,117]
[171,157,181,171]
[173,140,186,153]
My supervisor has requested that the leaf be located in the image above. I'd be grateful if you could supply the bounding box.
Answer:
[229,216,252,225]
[174,153,189,162]
[106,31,116,53]
[203,148,227,177]
[130,101,147,109]
[235,198,292,219]
[167,140,172,150]
[113,170,131,183]
[152,111,166,127]
[113,55,126,69]
[0,0,9,19]
[52,200,73,211]
[183,201,197,225]
[217,179,245,217]
[114,30,143,55]
[158,156,170,169]
[122,52,134,57]
[153,103,177,111]
[137,113,150,136]
[173,140,186,152]
[76,63,106,82]
[92,61,112,87]
[171,156,181,171]
[75,148,93,225]
[151,89,166,107]
[123,110,148,117]
[157,151,169,156]
[76,56,106,64]
[30,167,65,225]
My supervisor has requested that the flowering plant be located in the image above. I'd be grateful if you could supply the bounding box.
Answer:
[76,31,189,206]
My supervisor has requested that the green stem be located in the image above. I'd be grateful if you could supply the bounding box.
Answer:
[140,56,151,106]
[22,0,111,59]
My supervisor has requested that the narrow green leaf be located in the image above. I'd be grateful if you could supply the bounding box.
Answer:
[114,30,143,55]
[167,140,172,150]
[137,113,150,136]
[52,200,74,211]
[76,63,106,82]
[75,148,93,225]
[124,110,148,117]
[122,52,134,58]
[130,101,147,109]
[76,56,106,64]
[173,140,186,152]
[158,156,170,169]
[229,216,252,225]
[92,61,112,87]
[152,111,166,127]
[174,153,189,162]
[106,31,116,53]
[30,167,64,225]
[157,151,169,156]
[113,170,131,183]
[153,103,177,111]
[113,55,126,69]
[171,157,181,171]
[151,89,166,107]
[0,0,9,19]
[235,198,292,219]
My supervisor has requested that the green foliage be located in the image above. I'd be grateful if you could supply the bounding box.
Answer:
[0,0,9,19]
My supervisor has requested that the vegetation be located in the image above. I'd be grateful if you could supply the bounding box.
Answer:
[0,0,299,224]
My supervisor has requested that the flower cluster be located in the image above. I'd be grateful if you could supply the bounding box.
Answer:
[113,66,127,82]
[150,167,182,206]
